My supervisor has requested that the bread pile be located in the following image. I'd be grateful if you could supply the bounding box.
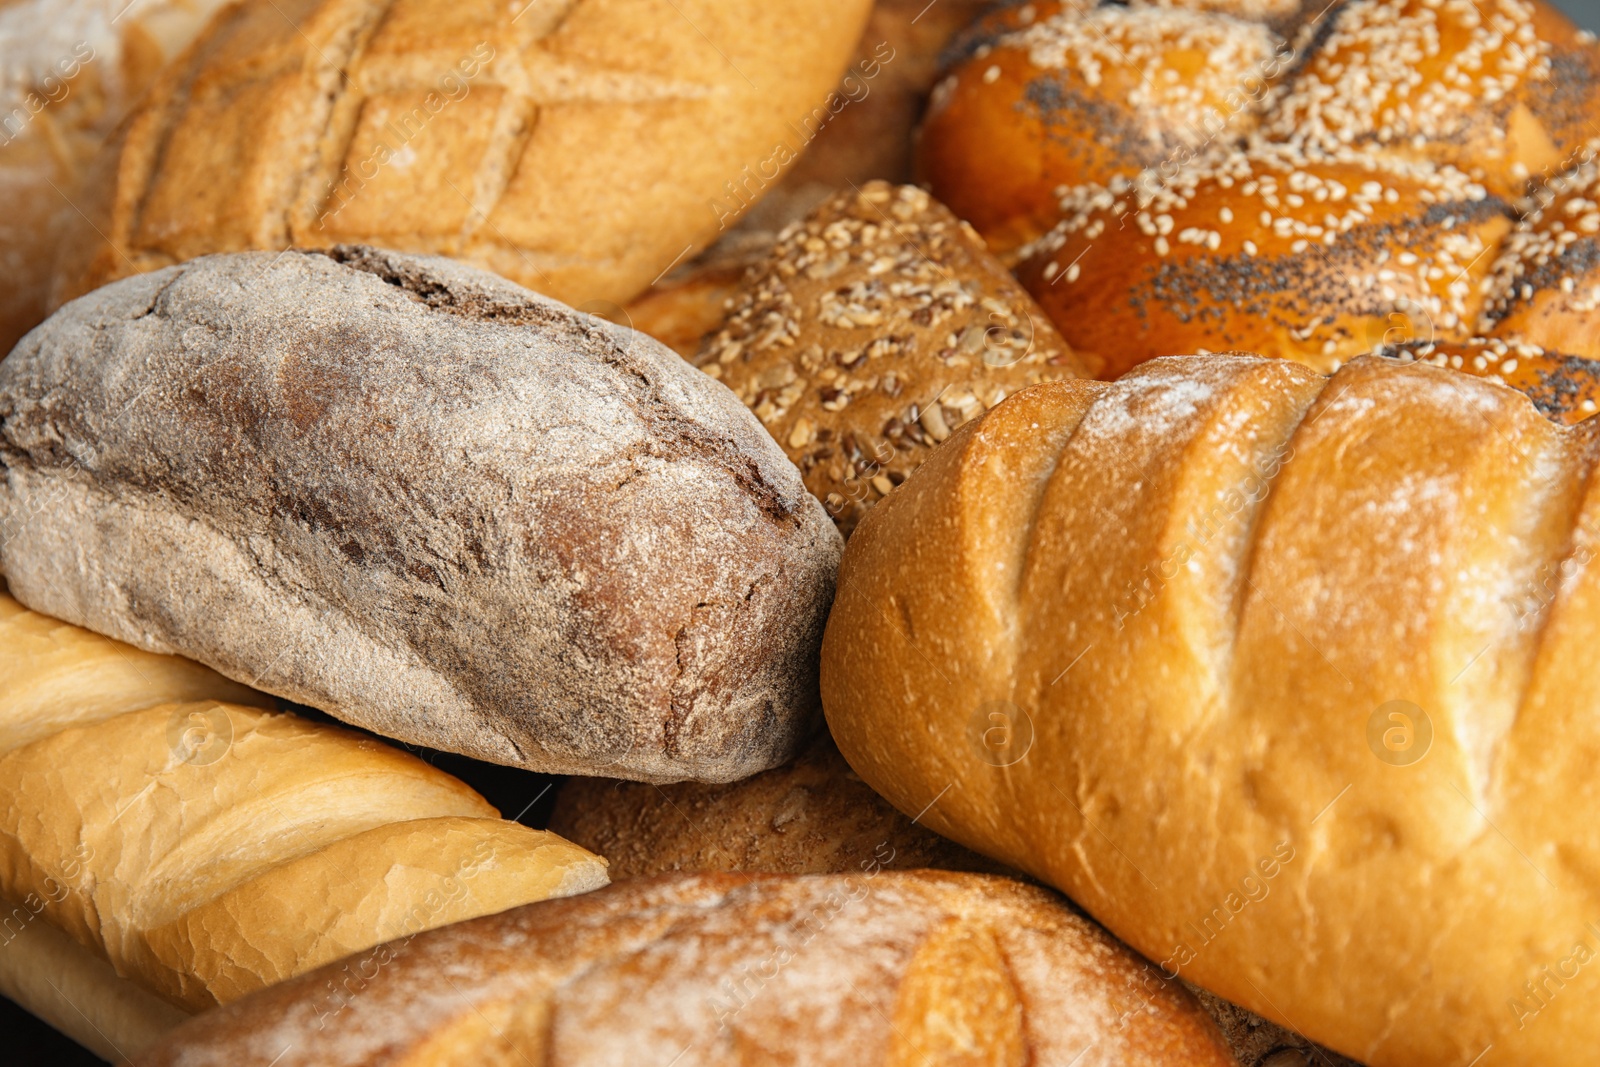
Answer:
[3,0,1598,1065]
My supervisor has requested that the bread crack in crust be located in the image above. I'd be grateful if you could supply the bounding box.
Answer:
[47,0,874,315]
[0,591,607,1059]
[822,353,1600,1067]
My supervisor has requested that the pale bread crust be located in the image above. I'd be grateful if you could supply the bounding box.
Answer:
[131,871,1238,1067]
[0,591,608,1022]
[822,354,1600,1066]
[0,900,190,1062]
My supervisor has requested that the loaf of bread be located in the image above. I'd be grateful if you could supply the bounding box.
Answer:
[46,0,873,319]
[131,870,1237,1066]
[0,246,841,783]
[548,732,1007,880]
[917,0,1600,396]
[0,589,607,1057]
[822,353,1600,1066]
[696,182,1083,533]
[0,0,228,354]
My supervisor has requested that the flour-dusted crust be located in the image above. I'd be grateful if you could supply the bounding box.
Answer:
[0,247,842,782]
[823,353,1600,1066]
[131,871,1237,1067]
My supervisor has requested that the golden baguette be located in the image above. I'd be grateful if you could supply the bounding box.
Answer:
[0,590,608,1051]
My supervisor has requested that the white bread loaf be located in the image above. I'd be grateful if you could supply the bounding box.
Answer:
[0,590,607,1054]
[0,246,842,783]
[822,354,1600,1067]
[130,870,1238,1067]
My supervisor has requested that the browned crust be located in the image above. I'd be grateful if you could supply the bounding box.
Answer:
[822,353,1600,1065]
[697,181,1084,535]
[131,871,1239,1067]
[47,0,874,313]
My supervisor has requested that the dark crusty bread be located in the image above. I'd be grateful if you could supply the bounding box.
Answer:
[0,245,841,783]
[548,732,1009,879]
[130,871,1239,1067]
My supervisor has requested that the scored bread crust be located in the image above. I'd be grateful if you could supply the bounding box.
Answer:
[822,354,1600,1066]
[45,0,873,316]
[0,246,843,783]
[131,870,1238,1067]
[0,591,609,1022]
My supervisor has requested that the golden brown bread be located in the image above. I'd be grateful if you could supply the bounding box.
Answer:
[132,870,1239,1067]
[548,730,1354,1067]
[917,0,1286,257]
[0,591,607,1048]
[548,732,1007,880]
[696,181,1084,533]
[0,0,228,354]
[47,0,873,315]
[918,0,1600,395]
[1015,145,1511,376]
[821,353,1600,1066]
[1382,339,1600,423]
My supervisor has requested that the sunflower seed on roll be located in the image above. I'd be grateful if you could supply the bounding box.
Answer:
[0,245,842,784]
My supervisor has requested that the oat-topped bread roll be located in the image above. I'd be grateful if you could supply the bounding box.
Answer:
[0,0,228,353]
[697,182,1084,533]
[823,354,1600,1066]
[0,590,607,1060]
[0,246,842,783]
[548,732,1007,879]
[46,0,873,316]
[131,870,1238,1067]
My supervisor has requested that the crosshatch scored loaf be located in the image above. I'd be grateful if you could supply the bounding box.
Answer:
[47,0,874,316]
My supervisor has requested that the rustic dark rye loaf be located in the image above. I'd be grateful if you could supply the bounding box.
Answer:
[0,245,842,783]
